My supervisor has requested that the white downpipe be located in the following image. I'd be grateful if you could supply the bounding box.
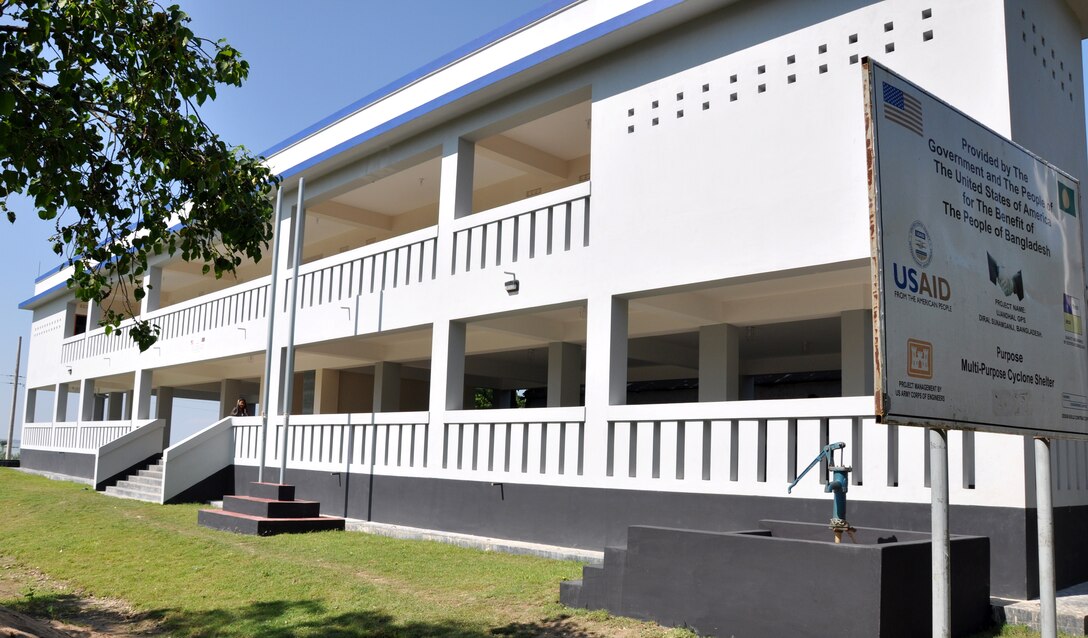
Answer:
[278,178,306,483]
[257,187,284,483]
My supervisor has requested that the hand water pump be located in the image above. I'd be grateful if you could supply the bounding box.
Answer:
[787,442,856,543]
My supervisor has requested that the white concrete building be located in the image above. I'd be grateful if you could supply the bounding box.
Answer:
[17,0,1088,599]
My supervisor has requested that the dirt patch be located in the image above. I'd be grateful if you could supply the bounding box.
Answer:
[0,559,162,638]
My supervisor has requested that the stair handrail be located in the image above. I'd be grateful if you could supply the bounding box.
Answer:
[94,418,165,490]
[161,417,235,503]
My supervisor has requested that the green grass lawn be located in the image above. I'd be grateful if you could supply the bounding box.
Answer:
[0,468,1066,637]
[0,468,699,637]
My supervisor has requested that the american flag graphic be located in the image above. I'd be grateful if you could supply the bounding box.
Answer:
[882,81,923,135]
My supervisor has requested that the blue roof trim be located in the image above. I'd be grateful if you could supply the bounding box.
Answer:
[34,261,66,284]
[261,0,577,158]
[277,0,682,179]
[19,280,67,310]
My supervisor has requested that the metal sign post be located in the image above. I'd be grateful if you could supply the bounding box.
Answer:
[1035,437,1057,637]
[930,428,950,637]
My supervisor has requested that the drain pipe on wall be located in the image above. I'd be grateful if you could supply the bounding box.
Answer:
[278,178,307,484]
[256,188,284,483]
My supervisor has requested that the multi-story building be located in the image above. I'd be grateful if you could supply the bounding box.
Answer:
[17,0,1088,600]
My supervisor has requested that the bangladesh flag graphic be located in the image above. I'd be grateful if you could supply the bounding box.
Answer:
[1059,179,1077,217]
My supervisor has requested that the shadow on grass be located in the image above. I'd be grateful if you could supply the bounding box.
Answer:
[157,599,597,638]
[5,590,165,634]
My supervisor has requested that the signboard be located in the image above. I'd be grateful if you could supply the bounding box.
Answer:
[866,60,1088,436]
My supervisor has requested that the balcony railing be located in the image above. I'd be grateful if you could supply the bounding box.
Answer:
[60,276,271,363]
[451,182,590,275]
[21,420,140,451]
[288,227,438,311]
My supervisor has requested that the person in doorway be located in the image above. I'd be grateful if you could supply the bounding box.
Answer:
[230,397,250,416]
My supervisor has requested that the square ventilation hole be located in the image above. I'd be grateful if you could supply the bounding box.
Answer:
[758,84,766,93]
[702,83,710,92]
[923,30,933,42]
[730,92,738,102]
[850,54,859,64]
[676,109,684,118]
[652,100,659,109]
[923,8,933,19]
[757,65,766,74]
[818,43,828,54]
[849,33,858,44]
[628,108,635,117]
[787,74,796,84]
[730,74,738,83]
[884,21,894,32]
[702,101,710,110]
[819,63,828,74]
[885,42,895,53]
[627,125,635,134]
[676,91,684,101]
[787,54,796,64]
[652,117,659,126]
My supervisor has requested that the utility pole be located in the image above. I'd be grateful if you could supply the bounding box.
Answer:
[6,336,21,460]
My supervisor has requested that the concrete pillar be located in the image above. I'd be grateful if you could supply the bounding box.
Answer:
[140,266,163,315]
[495,389,515,408]
[220,378,243,418]
[841,309,874,396]
[429,320,466,411]
[92,394,106,421]
[53,383,69,422]
[85,301,101,332]
[547,342,582,407]
[314,369,340,414]
[439,137,475,223]
[121,391,133,419]
[581,296,628,478]
[79,378,96,422]
[435,137,476,276]
[699,324,740,402]
[156,386,174,446]
[373,362,402,412]
[133,370,152,420]
[107,392,124,420]
[23,388,36,424]
[608,298,629,405]
[64,301,79,337]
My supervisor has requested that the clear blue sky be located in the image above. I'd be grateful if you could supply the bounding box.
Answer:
[0,0,551,443]
[1,4,1087,442]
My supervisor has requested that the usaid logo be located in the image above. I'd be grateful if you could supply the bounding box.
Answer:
[909,220,932,267]
[892,263,951,300]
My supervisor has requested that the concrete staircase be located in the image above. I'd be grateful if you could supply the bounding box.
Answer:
[198,482,345,536]
[102,457,163,503]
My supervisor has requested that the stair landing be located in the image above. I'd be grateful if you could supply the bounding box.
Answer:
[198,482,345,536]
